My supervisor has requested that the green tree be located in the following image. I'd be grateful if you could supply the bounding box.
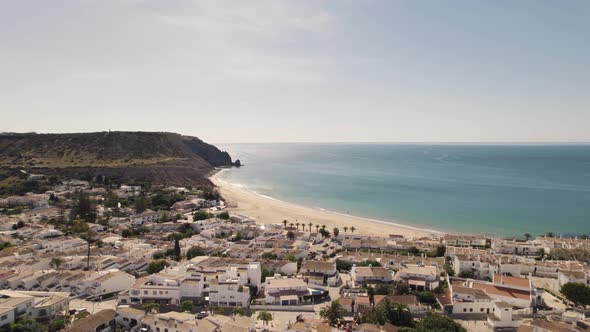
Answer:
[257,310,273,326]
[286,230,295,240]
[70,191,97,222]
[283,219,288,227]
[319,300,345,326]
[233,307,245,316]
[186,246,207,259]
[50,257,65,274]
[147,260,169,274]
[218,211,230,220]
[395,282,411,295]
[458,270,475,279]
[181,300,193,312]
[173,238,181,261]
[193,210,210,221]
[142,303,160,313]
[336,260,353,272]
[48,315,67,332]
[350,226,356,233]
[315,224,320,233]
[561,282,590,307]
[343,226,348,233]
[443,263,455,277]
[358,260,382,267]
[414,313,466,332]
[416,291,437,304]
[308,222,313,232]
[134,195,147,214]
[261,268,274,283]
[408,246,420,255]
[161,212,169,223]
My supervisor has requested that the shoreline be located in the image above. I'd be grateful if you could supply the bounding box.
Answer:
[210,169,444,239]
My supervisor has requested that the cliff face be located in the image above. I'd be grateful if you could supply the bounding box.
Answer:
[0,131,236,187]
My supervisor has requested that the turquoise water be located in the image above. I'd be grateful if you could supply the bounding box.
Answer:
[217,144,590,236]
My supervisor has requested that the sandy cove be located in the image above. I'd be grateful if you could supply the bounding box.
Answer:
[210,172,442,239]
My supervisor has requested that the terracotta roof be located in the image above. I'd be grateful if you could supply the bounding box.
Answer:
[493,274,530,289]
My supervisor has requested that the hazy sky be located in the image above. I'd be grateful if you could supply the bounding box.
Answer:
[1,0,589,143]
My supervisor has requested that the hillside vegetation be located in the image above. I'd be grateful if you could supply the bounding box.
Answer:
[0,131,236,188]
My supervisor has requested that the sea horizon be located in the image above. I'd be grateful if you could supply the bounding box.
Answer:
[217,143,590,237]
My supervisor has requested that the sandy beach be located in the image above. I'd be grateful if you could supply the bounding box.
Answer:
[210,171,441,239]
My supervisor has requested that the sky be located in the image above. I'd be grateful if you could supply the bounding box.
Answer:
[1,0,589,143]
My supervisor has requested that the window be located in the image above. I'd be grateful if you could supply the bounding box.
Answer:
[480,308,484,312]
[1,315,6,320]
[469,308,473,312]
[463,308,466,312]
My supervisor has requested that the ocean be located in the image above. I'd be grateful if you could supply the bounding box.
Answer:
[216,144,590,237]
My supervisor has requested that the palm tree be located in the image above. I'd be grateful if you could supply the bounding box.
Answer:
[319,300,345,326]
[283,220,288,228]
[142,303,160,313]
[296,222,300,230]
[333,227,340,238]
[321,225,326,230]
[308,222,313,232]
[315,224,320,233]
[343,226,348,233]
[289,223,294,229]
[524,233,532,241]
[350,226,356,233]
[257,310,273,326]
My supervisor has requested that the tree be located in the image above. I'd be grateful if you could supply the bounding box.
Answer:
[173,237,181,261]
[308,222,312,232]
[218,211,230,220]
[147,260,169,274]
[395,282,411,295]
[50,257,65,274]
[48,315,67,332]
[71,191,97,222]
[333,227,340,238]
[134,195,147,214]
[233,307,245,316]
[350,226,356,233]
[257,310,273,326]
[289,223,294,228]
[416,291,437,304]
[142,303,160,313]
[8,316,45,332]
[261,267,274,283]
[546,232,555,238]
[443,263,455,277]
[315,224,320,233]
[344,226,348,233]
[319,300,345,326]
[336,259,353,272]
[524,233,532,241]
[408,246,420,255]
[286,231,296,240]
[414,312,466,332]
[161,212,169,223]
[181,300,193,312]
[561,282,590,307]
[283,220,288,228]
[186,246,206,260]
[319,228,330,238]
[458,270,475,279]
[194,210,211,221]
[296,222,300,230]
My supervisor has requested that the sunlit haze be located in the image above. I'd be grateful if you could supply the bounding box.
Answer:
[1,1,589,143]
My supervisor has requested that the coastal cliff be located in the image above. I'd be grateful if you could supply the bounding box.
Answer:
[0,131,237,187]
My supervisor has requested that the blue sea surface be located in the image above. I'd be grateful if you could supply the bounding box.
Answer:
[217,144,590,236]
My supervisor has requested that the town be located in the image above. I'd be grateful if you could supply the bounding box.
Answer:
[0,176,589,332]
